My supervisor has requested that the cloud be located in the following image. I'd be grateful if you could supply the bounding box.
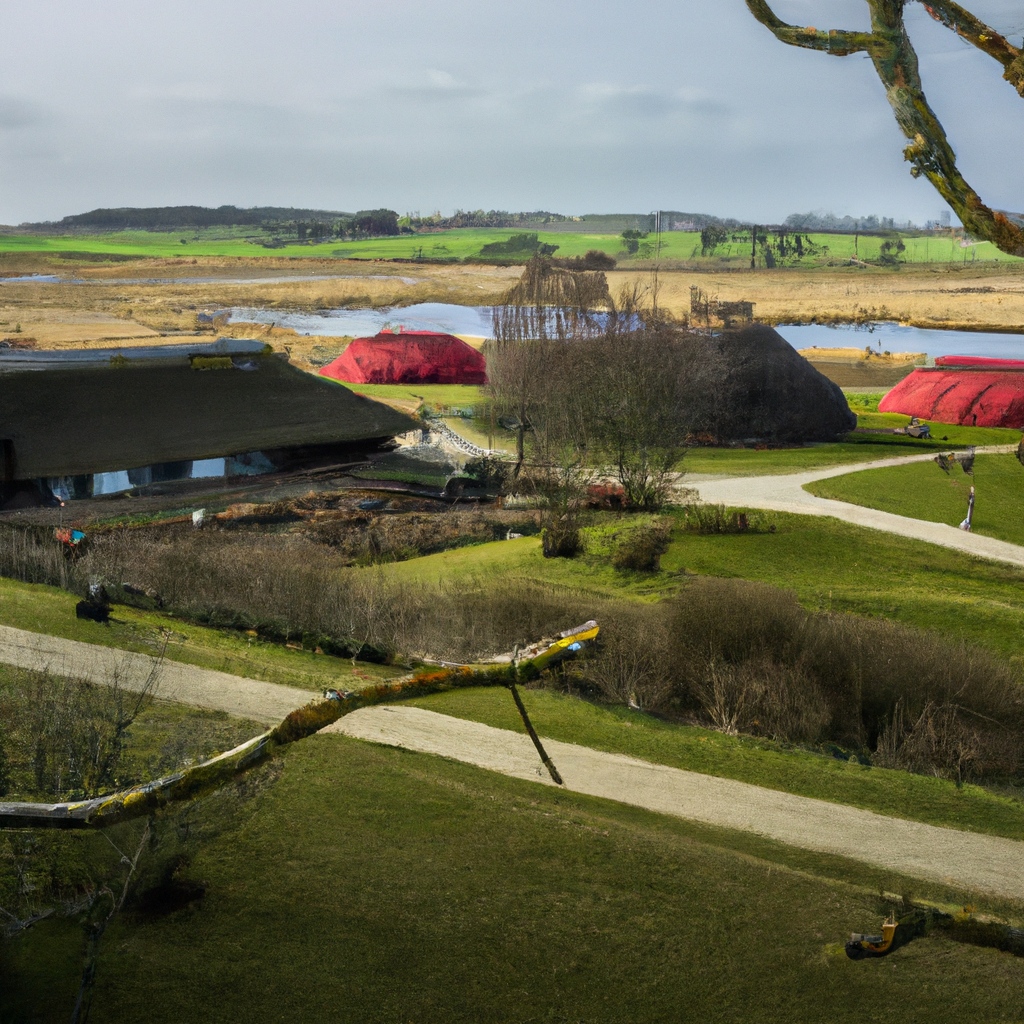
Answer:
[576,83,729,120]
[0,95,47,131]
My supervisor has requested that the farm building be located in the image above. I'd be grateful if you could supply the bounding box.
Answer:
[319,329,487,385]
[0,338,416,506]
[878,356,1024,428]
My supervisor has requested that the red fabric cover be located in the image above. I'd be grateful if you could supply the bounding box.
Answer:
[879,367,1024,427]
[319,330,487,385]
[934,356,1024,368]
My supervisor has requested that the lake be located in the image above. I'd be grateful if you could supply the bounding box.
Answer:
[228,302,496,337]
[774,322,1024,361]
[229,303,1024,359]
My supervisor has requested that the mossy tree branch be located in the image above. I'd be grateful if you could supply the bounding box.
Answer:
[746,0,1024,257]
[920,1,1024,95]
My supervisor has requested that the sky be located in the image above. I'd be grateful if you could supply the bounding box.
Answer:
[1,0,1022,226]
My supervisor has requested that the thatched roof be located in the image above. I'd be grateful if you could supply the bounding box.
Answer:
[0,340,416,480]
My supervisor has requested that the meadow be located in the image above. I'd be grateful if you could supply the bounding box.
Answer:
[3,224,1022,267]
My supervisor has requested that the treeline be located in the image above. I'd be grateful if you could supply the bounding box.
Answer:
[784,210,919,232]
[36,205,409,240]
[404,209,577,230]
[50,205,352,231]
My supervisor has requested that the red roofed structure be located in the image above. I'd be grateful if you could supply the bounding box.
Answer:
[879,356,1024,428]
[319,329,487,386]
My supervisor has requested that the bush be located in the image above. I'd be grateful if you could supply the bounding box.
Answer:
[680,503,766,535]
[611,520,673,572]
[574,577,1024,782]
[541,518,583,558]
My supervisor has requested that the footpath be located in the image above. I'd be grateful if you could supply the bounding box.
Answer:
[328,705,1024,901]
[687,445,1024,569]
[0,623,306,725]
[2,623,1022,898]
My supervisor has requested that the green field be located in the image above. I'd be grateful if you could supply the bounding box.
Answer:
[368,511,1024,662]
[334,380,489,408]
[806,453,1024,547]
[2,225,1021,266]
[5,736,1023,1024]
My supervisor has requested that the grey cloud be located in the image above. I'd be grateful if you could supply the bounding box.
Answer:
[0,95,48,130]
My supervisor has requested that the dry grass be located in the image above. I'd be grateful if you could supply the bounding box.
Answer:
[609,264,1024,331]
[4,256,1024,352]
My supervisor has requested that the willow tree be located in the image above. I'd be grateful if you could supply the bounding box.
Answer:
[746,0,1024,256]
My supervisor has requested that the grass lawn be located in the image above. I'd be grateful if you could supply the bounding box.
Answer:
[662,511,1024,664]
[4,737,1022,1024]
[684,439,935,476]
[333,380,488,409]
[853,410,1023,448]
[0,576,403,691]
[370,511,1024,662]
[406,687,1024,840]
[676,410,1018,478]
[806,454,1024,547]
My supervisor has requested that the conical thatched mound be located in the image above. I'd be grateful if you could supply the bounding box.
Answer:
[695,324,856,442]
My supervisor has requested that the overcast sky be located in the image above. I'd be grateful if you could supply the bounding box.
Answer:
[1,1,1022,225]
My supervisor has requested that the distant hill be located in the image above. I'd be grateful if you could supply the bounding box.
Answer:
[34,205,355,232]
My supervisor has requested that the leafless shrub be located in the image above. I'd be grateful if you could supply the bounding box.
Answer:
[25,655,161,800]
[611,519,673,572]
[575,604,675,711]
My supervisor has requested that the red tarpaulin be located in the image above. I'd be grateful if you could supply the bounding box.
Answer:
[319,329,487,385]
[879,360,1024,427]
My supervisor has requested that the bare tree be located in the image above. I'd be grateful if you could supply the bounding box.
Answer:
[490,256,612,478]
[746,0,1024,256]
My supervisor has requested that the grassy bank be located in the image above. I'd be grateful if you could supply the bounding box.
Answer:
[4,737,1022,1024]
[806,454,1024,547]
[373,512,1024,662]
[0,577,403,691]
[406,687,1024,840]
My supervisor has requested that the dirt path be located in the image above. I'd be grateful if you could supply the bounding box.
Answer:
[5,623,1023,897]
[686,445,1024,568]
[0,623,307,725]
[327,705,1024,901]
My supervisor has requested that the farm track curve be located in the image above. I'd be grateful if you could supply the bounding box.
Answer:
[2,624,1022,900]
[686,445,1024,568]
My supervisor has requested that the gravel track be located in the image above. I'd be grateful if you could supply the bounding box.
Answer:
[687,445,1024,567]
[328,705,1024,901]
[0,623,306,725]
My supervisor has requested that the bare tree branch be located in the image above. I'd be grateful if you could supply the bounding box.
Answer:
[919,1,1024,95]
[745,0,1024,257]
[745,0,875,55]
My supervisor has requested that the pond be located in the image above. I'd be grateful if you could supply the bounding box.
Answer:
[228,302,496,338]
[774,322,1024,362]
